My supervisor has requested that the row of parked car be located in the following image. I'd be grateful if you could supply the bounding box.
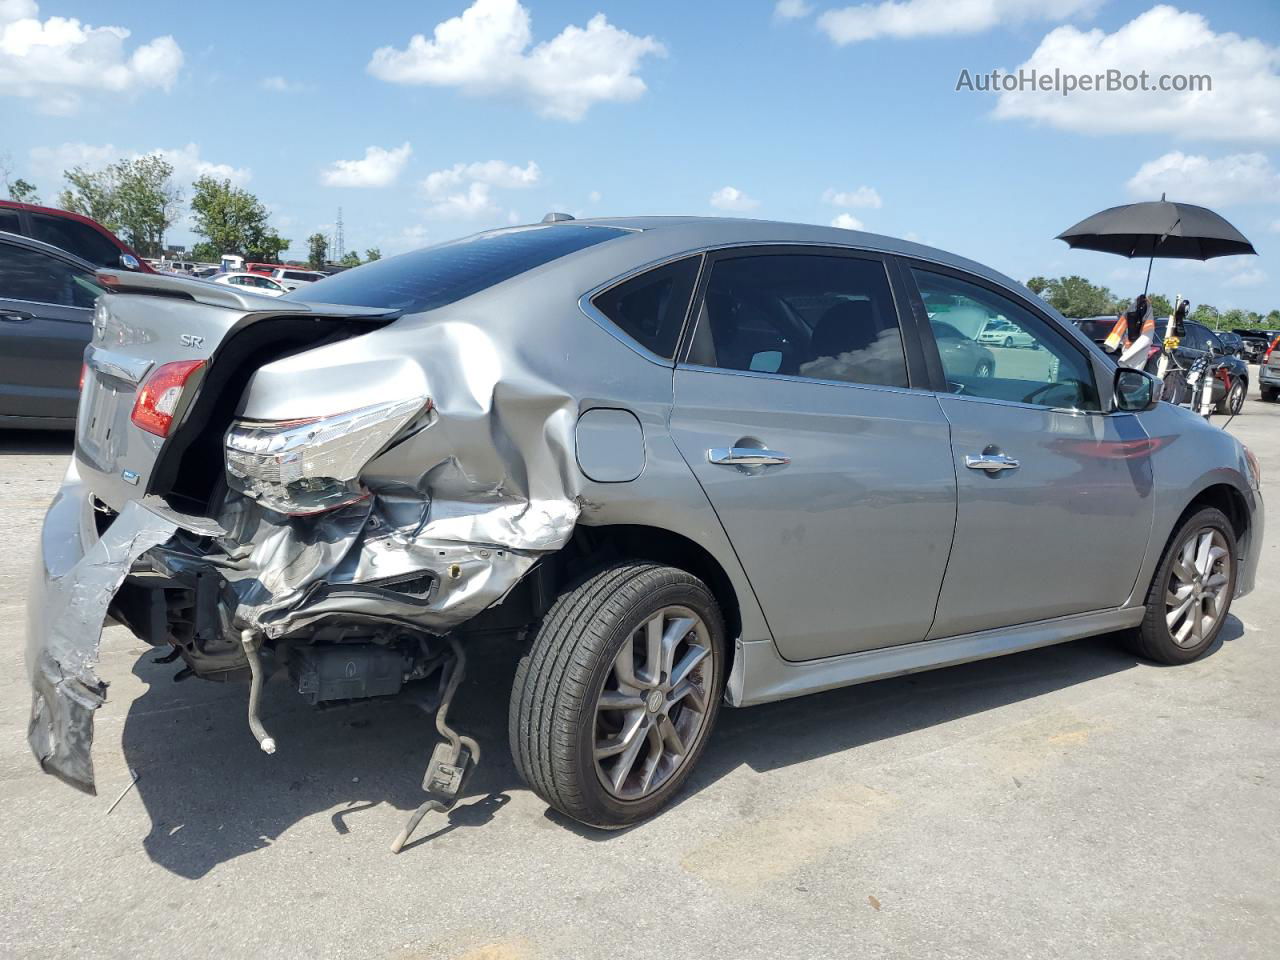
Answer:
[1072,314,1275,414]
[0,200,343,427]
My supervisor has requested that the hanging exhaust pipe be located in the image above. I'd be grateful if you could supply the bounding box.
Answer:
[240,629,277,754]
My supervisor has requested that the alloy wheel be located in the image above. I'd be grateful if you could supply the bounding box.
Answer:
[1229,382,1246,414]
[1165,528,1232,647]
[593,606,713,801]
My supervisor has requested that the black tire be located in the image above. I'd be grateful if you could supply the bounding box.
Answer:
[1261,386,1278,403]
[1217,380,1246,415]
[975,359,993,378]
[509,562,725,829]
[1124,507,1237,665]
[1003,336,1013,348]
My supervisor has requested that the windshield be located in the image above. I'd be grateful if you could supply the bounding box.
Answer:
[287,224,629,313]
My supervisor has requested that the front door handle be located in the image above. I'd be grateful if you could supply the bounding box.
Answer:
[965,453,1020,472]
[708,447,791,467]
[0,309,34,323]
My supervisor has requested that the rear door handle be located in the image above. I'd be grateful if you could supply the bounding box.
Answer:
[708,447,791,466]
[0,309,34,323]
[965,453,1020,472]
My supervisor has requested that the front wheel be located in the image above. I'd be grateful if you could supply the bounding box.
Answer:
[509,562,724,829]
[975,359,993,378]
[1124,507,1237,665]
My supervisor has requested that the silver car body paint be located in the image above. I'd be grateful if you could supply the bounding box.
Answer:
[25,217,1263,791]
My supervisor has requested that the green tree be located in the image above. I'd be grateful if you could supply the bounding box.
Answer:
[59,165,120,229]
[113,155,181,257]
[1043,275,1119,318]
[8,177,39,203]
[1190,304,1219,326]
[1025,276,1050,296]
[307,232,328,270]
[190,176,288,261]
[1146,294,1173,318]
[364,247,381,262]
[338,249,361,268]
[1220,308,1248,329]
[1266,310,1280,326]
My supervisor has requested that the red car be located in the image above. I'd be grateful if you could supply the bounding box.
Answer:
[0,200,153,273]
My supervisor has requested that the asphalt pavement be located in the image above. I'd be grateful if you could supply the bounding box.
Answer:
[1,385,1277,960]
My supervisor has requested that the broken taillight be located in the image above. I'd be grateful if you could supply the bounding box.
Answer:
[224,396,428,515]
[130,359,206,437]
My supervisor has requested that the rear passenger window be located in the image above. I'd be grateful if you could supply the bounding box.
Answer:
[687,253,908,388]
[592,256,701,360]
[30,213,121,268]
[0,209,20,234]
[0,242,96,307]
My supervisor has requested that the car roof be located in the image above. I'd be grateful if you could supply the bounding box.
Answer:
[519,216,1049,308]
[0,228,97,272]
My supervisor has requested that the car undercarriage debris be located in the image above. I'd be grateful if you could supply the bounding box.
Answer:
[390,636,479,854]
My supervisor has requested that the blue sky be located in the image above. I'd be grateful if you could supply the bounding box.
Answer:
[2,0,1278,311]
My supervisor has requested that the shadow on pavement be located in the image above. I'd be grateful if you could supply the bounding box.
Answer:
[121,616,1243,876]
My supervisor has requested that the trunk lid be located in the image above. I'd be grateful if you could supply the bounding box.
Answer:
[79,271,396,513]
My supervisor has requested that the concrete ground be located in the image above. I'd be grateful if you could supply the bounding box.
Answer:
[1,388,1277,960]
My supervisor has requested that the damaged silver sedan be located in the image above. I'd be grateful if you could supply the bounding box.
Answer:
[27,216,1263,843]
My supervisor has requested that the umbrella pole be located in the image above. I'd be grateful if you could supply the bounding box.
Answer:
[1143,253,1154,295]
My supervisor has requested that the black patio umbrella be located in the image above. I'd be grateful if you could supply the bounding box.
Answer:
[1057,193,1257,294]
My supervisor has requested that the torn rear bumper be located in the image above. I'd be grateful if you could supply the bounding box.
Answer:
[26,464,177,793]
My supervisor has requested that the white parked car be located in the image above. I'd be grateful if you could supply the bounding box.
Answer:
[211,272,289,296]
[977,317,1038,349]
[271,267,327,289]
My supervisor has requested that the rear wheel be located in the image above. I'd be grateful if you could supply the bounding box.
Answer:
[1125,507,1236,664]
[509,562,724,829]
[1218,380,1246,415]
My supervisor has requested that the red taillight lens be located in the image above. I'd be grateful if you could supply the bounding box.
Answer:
[130,359,205,437]
[78,363,87,390]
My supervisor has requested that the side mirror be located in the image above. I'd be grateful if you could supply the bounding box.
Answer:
[1114,367,1160,412]
[119,253,141,271]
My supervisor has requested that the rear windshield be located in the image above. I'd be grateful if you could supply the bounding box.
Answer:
[289,225,628,313]
[282,270,323,280]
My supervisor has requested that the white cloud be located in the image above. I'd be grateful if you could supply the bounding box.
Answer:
[1270,219,1280,234]
[823,185,882,209]
[1225,268,1267,288]
[818,0,1098,45]
[994,6,1280,142]
[427,181,501,219]
[260,75,304,93]
[709,186,758,211]
[419,159,539,220]
[421,159,539,197]
[775,0,812,20]
[320,143,412,188]
[1126,152,1280,207]
[0,1,182,113]
[367,0,665,121]
[588,190,601,204]
[29,141,251,185]
[387,224,431,253]
[830,213,865,230]
[154,143,252,185]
